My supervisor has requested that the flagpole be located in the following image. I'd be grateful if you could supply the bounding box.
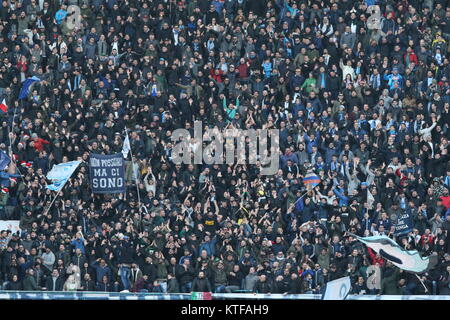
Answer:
[414,273,429,294]
[6,99,14,158]
[4,100,27,180]
[43,161,81,216]
[124,128,142,221]
[43,189,61,216]
[293,190,309,206]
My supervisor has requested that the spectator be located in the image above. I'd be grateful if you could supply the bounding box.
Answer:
[191,270,212,292]
[0,0,448,297]
[43,269,64,291]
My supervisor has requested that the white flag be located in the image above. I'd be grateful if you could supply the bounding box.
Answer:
[322,276,351,300]
[353,235,437,273]
[367,189,375,209]
[122,133,131,159]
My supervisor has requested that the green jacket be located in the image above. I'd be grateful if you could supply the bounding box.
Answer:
[0,193,8,207]
[223,97,239,121]
[23,275,38,291]
[317,252,331,270]
[213,268,228,286]
[381,267,401,295]
[155,259,169,279]
[155,74,168,93]
[301,77,317,94]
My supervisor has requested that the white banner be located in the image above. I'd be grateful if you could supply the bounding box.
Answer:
[322,276,352,300]
[0,220,21,233]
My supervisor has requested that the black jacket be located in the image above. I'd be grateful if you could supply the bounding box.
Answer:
[253,280,272,293]
[80,279,96,291]
[192,277,212,292]
[142,263,158,281]
[5,280,22,290]
[176,265,195,285]
[96,282,113,292]
[271,280,287,293]
[45,276,64,291]
[287,277,303,294]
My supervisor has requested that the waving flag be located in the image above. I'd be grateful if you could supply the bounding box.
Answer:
[322,276,351,300]
[0,150,11,171]
[19,76,40,100]
[122,133,131,159]
[303,172,321,190]
[352,234,437,273]
[0,99,8,114]
[367,189,375,209]
[46,160,81,191]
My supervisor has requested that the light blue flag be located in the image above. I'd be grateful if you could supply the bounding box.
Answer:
[322,276,351,300]
[352,234,437,273]
[46,161,81,191]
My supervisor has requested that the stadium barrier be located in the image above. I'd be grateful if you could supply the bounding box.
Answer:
[0,291,448,300]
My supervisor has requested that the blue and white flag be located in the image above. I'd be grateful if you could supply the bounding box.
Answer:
[122,133,131,159]
[0,150,10,171]
[322,276,351,300]
[352,234,437,273]
[19,76,41,100]
[46,161,81,191]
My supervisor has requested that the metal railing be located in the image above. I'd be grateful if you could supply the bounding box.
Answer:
[0,291,448,300]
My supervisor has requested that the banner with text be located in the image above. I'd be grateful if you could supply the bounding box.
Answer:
[394,209,413,236]
[89,153,125,194]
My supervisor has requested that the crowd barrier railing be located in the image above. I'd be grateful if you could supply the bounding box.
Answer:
[0,291,448,300]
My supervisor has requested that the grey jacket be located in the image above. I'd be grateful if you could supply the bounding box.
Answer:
[340,32,356,49]
[243,273,259,291]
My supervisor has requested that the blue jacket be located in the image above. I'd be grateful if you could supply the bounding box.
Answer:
[0,172,20,187]
[333,187,349,206]
[384,73,403,89]
[304,133,321,154]
[199,236,217,257]
[71,238,86,255]
[91,260,113,284]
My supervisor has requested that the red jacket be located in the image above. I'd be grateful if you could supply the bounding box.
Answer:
[17,61,28,73]
[404,52,418,65]
[236,62,249,78]
[32,138,50,152]
[367,247,385,267]
[210,69,223,83]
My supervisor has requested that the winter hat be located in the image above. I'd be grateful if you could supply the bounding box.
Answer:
[21,161,32,168]
[1,188,9,193]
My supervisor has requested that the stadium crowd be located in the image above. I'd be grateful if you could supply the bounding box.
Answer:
[0,0,449,296]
